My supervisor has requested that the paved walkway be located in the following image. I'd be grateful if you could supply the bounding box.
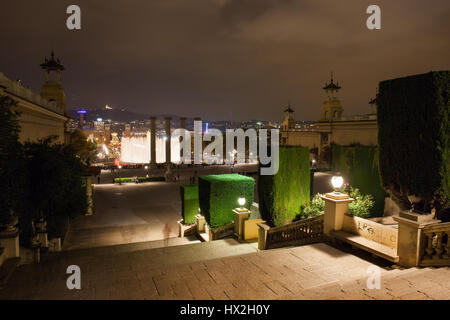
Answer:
[64,182,192,250]
[1,240,449,300]
[65,164,259,251]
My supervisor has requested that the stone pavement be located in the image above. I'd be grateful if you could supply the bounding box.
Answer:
[1,239,449,300]
[64,182,194,250]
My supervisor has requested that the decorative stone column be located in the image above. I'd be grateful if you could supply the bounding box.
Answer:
[0,218,20,259]
[165,117,172,165]
[193,117,202,164]
[393,211,437,267]
[150,117,157,169]
[321,194,354,237]
[35,218,48,248]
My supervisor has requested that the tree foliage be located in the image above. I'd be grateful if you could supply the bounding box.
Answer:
[377,71,449,220]
[0,96,26,226]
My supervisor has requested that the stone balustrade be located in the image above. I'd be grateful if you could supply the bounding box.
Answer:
[421,222,450,266]
[257,215,324,250]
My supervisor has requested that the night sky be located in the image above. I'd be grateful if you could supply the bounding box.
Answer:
[1,0,449,121]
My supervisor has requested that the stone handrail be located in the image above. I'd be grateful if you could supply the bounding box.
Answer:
[420,222,450,267]
[257,215,324,250]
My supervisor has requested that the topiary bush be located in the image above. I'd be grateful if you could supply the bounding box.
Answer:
[180,184,199,224]
[199,174,255,229]
[332,144,387,217]
[377,71,450,219]
[258,146,310,227]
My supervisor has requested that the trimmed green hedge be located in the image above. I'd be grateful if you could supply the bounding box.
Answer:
[332,145,387,217]
[377,71,450,217]
[113,176,165,183]
[180,185,199,224]
[258,146,310,227]
[199,174,255,229]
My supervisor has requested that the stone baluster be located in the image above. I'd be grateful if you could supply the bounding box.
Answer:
[444,231,450,259]
[434,232,444,259]
[424,232,435,259]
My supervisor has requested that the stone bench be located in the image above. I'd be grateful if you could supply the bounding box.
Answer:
[331,230,399,262]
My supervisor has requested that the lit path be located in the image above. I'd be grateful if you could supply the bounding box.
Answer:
[63,182,191,250]
[1,240,449,300]
[63,164,259,250]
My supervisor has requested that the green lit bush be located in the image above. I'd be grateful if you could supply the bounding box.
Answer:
[299,193,324,220]
[113,176,165,183]
[180,184,199,224]
[332,144,387,217]
[299,187,375,219]
[199,174,255,229]
[259,146,310,226]
[377,71,450,219]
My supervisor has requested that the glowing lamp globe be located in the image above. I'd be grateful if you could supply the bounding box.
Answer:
[238,197,246,207]
[331,176,344,190]
[325,175,348,200]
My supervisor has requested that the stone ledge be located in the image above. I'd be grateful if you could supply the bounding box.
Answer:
[331,230,399,263]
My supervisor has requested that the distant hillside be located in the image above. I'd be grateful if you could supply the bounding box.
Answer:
[68,108,178,123]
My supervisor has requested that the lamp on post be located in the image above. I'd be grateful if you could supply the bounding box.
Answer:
[325,175,348,200]
[234,197,250,240]
[238,197,246,210]
[321,175,353,237]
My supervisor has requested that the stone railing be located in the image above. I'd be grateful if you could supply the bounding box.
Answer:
[257,215,324,250]
[420,222,450,267]
[0,72,62,115]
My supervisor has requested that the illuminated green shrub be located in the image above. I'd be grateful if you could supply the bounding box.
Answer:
[180,184,199,224]
[258,146,310,226]
[332,144,387,217]
[199,174,255,229]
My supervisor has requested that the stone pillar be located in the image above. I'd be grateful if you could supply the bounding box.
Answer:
[196,214,206,232]
[393,211,437,267]
[150,117,157,168]
[257,223,270,250]
[165,117,172,165]
[0,229,19,259]
[36,219,48,248]
[321,195,354,236]
[234,209,250,240]
[193,117,202,164]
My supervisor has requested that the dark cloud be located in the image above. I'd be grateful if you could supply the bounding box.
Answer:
[0,0,449,121]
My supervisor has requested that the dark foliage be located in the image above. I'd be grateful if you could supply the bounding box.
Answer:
[377,71,450,220]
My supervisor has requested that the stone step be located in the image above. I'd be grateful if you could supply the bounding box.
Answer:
[331,230,399,263]
[42,237,258,271]
[42,235,201,262]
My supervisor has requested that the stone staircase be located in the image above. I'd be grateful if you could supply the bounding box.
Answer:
[1,238,449,300]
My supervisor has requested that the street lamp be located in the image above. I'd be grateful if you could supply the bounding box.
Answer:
[325,175,348,200]
[331,175,344,191]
